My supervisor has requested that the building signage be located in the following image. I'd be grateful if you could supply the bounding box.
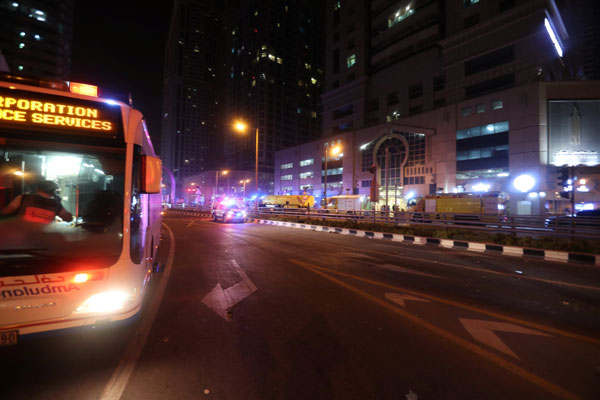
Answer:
[548,100,600,167]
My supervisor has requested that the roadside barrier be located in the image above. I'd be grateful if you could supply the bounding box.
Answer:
[247,218,600,267]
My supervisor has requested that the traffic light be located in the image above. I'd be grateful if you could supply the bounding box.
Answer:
[556,167,570,198]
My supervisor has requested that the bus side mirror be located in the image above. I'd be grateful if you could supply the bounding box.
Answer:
[141,155,162,194]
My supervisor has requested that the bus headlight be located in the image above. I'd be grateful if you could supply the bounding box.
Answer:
[75,290,133,313]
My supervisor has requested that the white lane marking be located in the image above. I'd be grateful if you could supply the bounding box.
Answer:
[336,252,379,260]
[459,318,551,359]
[377,264,444,279]
[186,219,196,227]
[99,223,176,400]
[202,260,257,321]
[385,292,430,307]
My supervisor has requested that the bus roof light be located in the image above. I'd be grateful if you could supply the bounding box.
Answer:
[70,82,98,97]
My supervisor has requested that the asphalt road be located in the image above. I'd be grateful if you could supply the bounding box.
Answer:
[2,214,599,399]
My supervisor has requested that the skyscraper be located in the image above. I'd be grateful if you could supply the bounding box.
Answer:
[161,0,229,195]
[0,0,75,80]
[226,0,324,194]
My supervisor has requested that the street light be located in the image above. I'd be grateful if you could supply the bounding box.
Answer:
[323,144,341,209]
[233,120,259,210]
[240,179,250,199]
[215,169,229,204]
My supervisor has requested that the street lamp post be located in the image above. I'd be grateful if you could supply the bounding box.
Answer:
[323,144,341,209]
[234,121,259,212]
[215,170,229,205]
[240,179,250,200]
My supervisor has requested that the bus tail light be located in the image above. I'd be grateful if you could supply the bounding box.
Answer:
[72,272,103,283]
[74,290,134,314]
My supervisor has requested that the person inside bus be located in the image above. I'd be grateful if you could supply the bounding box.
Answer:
[1,180,73,224]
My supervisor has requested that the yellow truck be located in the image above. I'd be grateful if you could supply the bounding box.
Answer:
[408,193,505,221]
[259,194,315,209]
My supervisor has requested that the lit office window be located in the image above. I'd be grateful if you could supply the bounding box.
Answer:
[388,5,415,28]
[300,159,314,167]
[492,100,503,110]
[347,54,356,68]
[280,163,293,170]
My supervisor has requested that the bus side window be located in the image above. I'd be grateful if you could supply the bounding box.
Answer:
[130,145,144,264]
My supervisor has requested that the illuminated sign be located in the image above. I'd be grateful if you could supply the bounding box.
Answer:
[0,87,123,145]
[548,100,600,167]
[0,94,112,130]
[544,17,563,58]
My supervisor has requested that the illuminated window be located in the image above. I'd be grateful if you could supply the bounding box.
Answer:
[388,6,415,27]
[311,77,317,85]
[19,32,25,37]
[300,159,314,167]
[280,163,293,170]
[476,104,486,113]
[347,54,356,68]
[299,172,314,179]
[492,100,503,110]
[280,174,293,181]
[463,0,480,7]
[322,168,343,176]
[334,1,341,10]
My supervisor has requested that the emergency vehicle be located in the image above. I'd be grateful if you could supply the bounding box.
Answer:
[0,74,162,344]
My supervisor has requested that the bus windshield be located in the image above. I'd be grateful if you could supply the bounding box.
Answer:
[0,145,125,276]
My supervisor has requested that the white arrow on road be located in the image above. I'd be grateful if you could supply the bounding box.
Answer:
[459,318,551,359]
[385,292,430,307]
[202,260,257,321]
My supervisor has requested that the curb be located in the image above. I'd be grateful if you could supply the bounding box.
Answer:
[249,219,600,267]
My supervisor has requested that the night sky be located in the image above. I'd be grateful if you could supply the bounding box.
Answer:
[70,1,173,150]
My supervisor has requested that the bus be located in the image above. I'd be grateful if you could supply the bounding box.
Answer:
[0,74,162,345]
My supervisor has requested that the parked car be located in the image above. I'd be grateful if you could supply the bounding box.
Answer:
[212,203,247,223]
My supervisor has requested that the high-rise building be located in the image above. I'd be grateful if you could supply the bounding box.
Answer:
[0,0,75,80]
[161,0,229,196]
[274,0,600,216]
[226,0,324,195]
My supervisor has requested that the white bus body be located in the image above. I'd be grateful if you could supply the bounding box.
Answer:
[0,76,162,344]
